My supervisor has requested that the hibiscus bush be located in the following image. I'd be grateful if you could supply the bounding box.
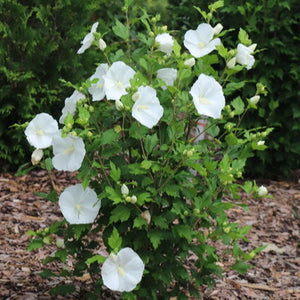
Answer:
[23,1,270,298]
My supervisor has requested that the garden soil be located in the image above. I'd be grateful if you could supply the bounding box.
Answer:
[0,170,299,299]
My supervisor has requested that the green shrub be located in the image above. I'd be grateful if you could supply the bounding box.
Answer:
[24,2,270,298]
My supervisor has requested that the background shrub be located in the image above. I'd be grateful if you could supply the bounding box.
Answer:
[165,0,300,178]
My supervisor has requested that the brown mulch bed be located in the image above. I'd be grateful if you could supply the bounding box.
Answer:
[0,170,299,299]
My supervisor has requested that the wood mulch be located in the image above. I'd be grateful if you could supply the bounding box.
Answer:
[0,170,299,299]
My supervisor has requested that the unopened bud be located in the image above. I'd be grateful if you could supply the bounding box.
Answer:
[224,226,231,233]
[257,140,265,146]
[121,184,129,196]
[249,95,260,105]
[99,38,107,51]
[115,99,124,111]
[132,92,140,102]
[213,23,223,35]
[114,125,122,133]
[258,185,268,197]
[31,149,43,165]
[141,210,151,224]
[184,57,195,67]
[130,195,137,204]
[161,25,168,31]
[227,57,236,69]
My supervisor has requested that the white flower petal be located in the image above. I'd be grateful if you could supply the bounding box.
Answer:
[52,135,86,172]
[88,64,109,101]
[101,247,144,292]
[236,43,255,70]
[157,68,177,90]
[25,113,59,149]
[132,86,163,128]
[155,33,174,56]
[77,22,99,54]
[59,90,86,124]
[59,184,100,224]
[190,74,225,119]
[104,61,136,100]
[184,23,221,58]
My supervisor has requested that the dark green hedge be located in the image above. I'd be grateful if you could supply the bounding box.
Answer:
[166,0,300,178]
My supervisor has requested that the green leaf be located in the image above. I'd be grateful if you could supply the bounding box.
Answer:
[173,225,193,242]
[224,81,246,96]
[112,20,129,40]
[141,159,152,169]
[110,204,131,223]
[108,227,122,251]
[144,133,158,154]
[50,284,76,296]
[147,230,162,249]
[238,28,252,46]
[137,192,152,205]
[100,129,119,145]
[27,239,44,251]
[45,157,53,171]
[39,269,57,278]
[231,96,245,115]
[105,186,123,204]
[208,0,224,11]
[232,261,252,274]
[85,255,106,265]
[109,161,121,182]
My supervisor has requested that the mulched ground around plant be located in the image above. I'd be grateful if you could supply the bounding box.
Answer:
[0,170,299,299]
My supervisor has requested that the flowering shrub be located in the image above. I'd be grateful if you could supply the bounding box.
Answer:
[24,1,271,298]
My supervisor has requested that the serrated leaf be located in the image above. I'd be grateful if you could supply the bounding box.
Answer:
[141,160,152,169]
[110,204,131,223]
[133,215,147,229]
[109,161,121,182]
[108,227,122,251]
[105,186,123,204]
[39,269,58,278]
[100,129,119,145]
[147,230,162,249]
[173,225,192,242]
[112,20,129,40]
[152,216,169,229]
[27,238,44,251]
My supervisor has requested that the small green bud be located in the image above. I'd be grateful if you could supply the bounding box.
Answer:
[183,210,189,216]
[223,226,231,233]
[130,195,137,204]
[193,208,200,215]
[249,251,256,259]
[89,105,94,113]
[149,31,155,37]
[87,131,93,138]
[125,196,132,202]
[114,125,122,133]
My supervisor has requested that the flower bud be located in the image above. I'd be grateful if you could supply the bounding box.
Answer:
[257,140,265,146]
[223,226,231,233]
[184,57,195,67]
[258,185,268,197]
[31,149,43,165]
[115,99,124,111]
[249,95,260,105]
[121,184,129,196]
[141,210,151,224]
[161,25,168,31]
[213,23,223,35]
[130,195,137,204]
[132,92,140,102]
[99,38,107,51]
[227,57,236,69]
[114,125,122,133]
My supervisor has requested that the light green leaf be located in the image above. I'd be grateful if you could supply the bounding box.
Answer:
[108,227,122,252]
[112,20,129,40]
